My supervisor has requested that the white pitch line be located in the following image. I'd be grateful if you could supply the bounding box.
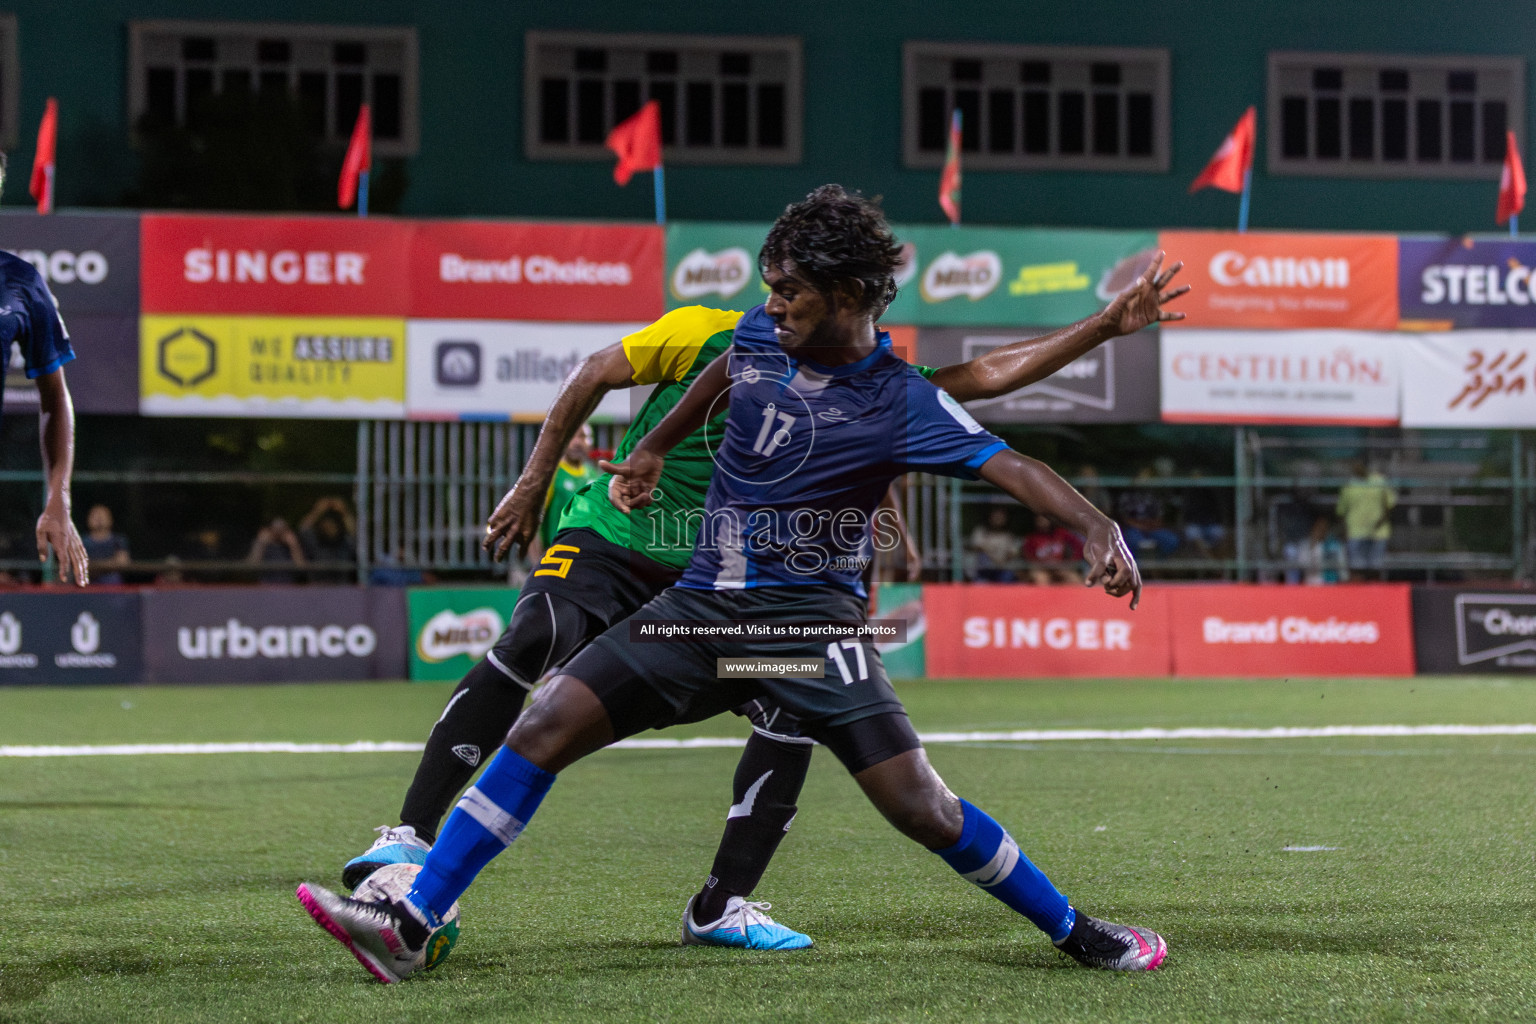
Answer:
[1,724,1534,758]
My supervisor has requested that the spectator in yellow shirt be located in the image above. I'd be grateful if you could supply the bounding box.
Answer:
[1335,461,1395,581]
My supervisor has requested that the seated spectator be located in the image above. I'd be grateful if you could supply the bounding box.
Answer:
[1020,513,1083,585]
[1117,468,1180,557]
[247,517,306,584]
[967,507,1020,582]
[178,527,226,582]
[81,504,130,585]
[1076,464,1112,514]
[1284,515,1348,585]
[299,497,357,583]
[1181,471,1228,557]
[368,547,437,587]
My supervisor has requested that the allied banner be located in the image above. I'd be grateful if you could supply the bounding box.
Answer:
[922,583,1170,678]
[6,314,140,415]
[1160,329,1401,425]
[411,221,663,322]
[1399,331,1536,428]
[1,212,141,315]
[405,320,643,420]
[0,592,143,685]
[406,587,521,681]
[140,314,406,418]
[1158,231,1399,329]
[1398,238,1536,329]
[917,328,1159,423]
[1167,584,1415,677]
[140,214,412,316]
[140,587,407,683]
[1411,587,1536,673]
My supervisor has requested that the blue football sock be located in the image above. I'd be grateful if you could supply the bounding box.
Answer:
[934,799,1075,942]
[407,746,555,920]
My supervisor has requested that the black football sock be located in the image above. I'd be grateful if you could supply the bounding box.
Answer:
[693,732,814,924]
[398,658,529,843]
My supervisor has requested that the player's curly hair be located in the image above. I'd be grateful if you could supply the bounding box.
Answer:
[759,185,904,317]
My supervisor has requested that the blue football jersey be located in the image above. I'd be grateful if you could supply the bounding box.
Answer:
[0,251,73,425]
[678,304,1007,594]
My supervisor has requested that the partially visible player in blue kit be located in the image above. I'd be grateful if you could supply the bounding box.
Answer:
[297,186,1167,981]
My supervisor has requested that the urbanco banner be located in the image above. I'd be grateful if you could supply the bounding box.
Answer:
[0,212,140,315]
[0,592,143,685]
[6,314,139,415]
[1400,331,1536,428]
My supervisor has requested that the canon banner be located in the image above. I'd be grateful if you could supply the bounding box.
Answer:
[141,587,406,683]
[406,587,521,681]
[1398,238,1536,329]
[1158,231,1398,330]
[923,583,1171,678]
[0,592,143,685]
[405,320,643,420]
[1167,584,1415,677]
[1400,331,1536,428]
[0,212,140,315]
[1160,329,1400,425]
[1412,587,1536,674]
[411,221,663,322]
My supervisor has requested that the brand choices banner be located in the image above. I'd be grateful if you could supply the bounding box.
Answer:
[0,592,143,684]
[1158,231,1399,330]
[1411,588,1536,673]
[1399,331,1536,428]
[1398,238,1536,329]
[406,587,521,681]
[1160,329,1401,425]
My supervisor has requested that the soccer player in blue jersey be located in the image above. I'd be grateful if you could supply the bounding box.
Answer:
[298,186,1167,981]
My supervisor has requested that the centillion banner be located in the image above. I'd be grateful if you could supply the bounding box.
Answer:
[140,314,406,417]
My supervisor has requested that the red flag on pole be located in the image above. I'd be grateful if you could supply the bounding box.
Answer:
[338,103,372,210]
[1497,129,1526,225]
[939,109,962,224]
[606,100,662,186]
[1190,106,1256,194]
[29,98,58,215]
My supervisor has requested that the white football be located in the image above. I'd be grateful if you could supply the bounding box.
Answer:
[352,862,462,971]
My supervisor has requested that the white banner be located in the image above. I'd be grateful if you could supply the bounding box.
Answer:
[1160,329,1401,425]
[1400,331,1536,428]
[406,320,645,421]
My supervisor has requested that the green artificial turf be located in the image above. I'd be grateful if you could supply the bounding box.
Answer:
[2,676,1534,1022]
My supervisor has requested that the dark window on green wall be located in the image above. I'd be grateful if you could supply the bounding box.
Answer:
[1092,92,1119,155]
[540,78,569,142]
[757,84,785,148]
[613,80,641,123]
[335,72,364,134]
[372,75,401,139]
[722,82,749,147]
[1416,99,1442,161]
[648,80,677,143]
[1449,100,1476,162]
[576,78,606,143]
[1348,98,1374,159]
[182,37,215,61]
[988,89,1015,153]
[1058,91,1085,154]
[146,68,176,121]
[1315,96,1341,159]
[334,42,366,66]
[953,89,980,151]
[1127,92,1153,155]
[1382,98,1408,160]
[575,48,607,73]
[257,40,289,63]
[1023,90,1050,153]
[1483,102,1507,161]
[685,81,713,145]
[297,72,327,135]
[222,69,250,94]
[1281,96,1308,158]
[918,88,946,150]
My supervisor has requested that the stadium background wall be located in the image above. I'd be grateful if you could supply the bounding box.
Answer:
[8,0,1536,233]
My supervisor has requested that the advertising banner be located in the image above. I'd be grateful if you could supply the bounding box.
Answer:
[1412,588,1536,673]
[411,221,663,322]
[922,583,1170,678]
[140,214,412,316]
[407,587,521,681]
[140,314,406,418]
[872,582,926,678]
[1399,331,1536,428]
[0,592,143,685]
[917,328,1159,423]
[0,212,141,315]
[1160,329,1401,425]
[1157,231,1398,329]
[1167,584,1415,677]
[141,586,406,683]
[405,320,643,420]
[1398,238,1536,329]
[6,314,140,415]
[664,222,769,311]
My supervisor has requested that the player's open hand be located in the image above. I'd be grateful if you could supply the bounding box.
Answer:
[37,503,88,587]
[1082,520,1142,610]
[1102,250,1189,336]
[600,450,664,513]
[484,484,543,561]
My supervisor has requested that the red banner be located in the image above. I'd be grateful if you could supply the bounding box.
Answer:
[409,221,663,321]
[1158,231,1399,329]
[141,214,413,316]
[923,583,1169,678]
[1166,584,1415,677]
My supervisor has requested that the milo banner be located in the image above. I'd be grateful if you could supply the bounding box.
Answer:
[872,582,926,678]
[664,222,771,311]
[407,587,520,681]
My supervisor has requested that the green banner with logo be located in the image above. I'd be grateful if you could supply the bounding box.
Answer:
[874,582,926,679]
[666,222,1158,327]
[407,587,520,681]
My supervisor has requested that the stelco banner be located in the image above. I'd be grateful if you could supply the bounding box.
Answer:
[406,587,521,681]
[141,587,406,683]
[1399,331,1536,428]
[140,314,406,418]
[405,321,643,420]
[1160,329,1401,425]
[1398,238,1536,328]
[1412,588,1536,673]
[1158,231,1399,329]
[0,592,143,684]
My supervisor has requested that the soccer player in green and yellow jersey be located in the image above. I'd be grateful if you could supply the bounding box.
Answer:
[534,424,601,556]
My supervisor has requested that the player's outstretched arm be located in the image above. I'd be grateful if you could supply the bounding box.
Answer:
[977,449,1142,609]
[34,367,87,586]
[485,342,637,560]
[600,351,733,512]
[928,250,1188,402]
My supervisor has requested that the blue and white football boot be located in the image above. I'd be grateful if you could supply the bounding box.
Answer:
[681,895,814,950]
[342,825,432,890]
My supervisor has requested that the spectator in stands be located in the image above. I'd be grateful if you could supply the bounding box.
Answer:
[1285,514,1348,585]
[1180,470,1228,557]
[299,496,357,583]
[247,517,306,584]
[1077,464,1112,514]
[967,507,1020,582]
[1020,512,1083,584]
[178,527,226,582]
[368,546,437,587]
[1336,460,1396,581]
[81,504,130,585]
[1117,468,1180,557]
